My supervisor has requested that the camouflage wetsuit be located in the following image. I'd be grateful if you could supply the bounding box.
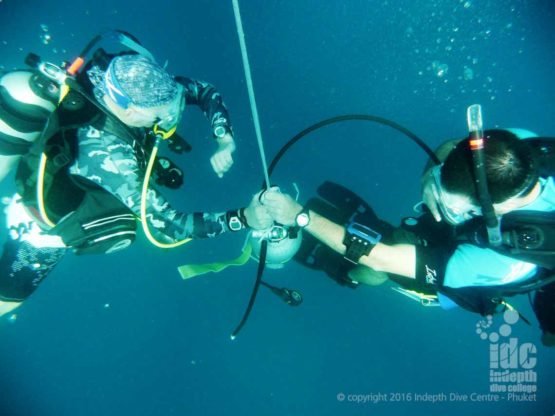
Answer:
[0,77,234,302]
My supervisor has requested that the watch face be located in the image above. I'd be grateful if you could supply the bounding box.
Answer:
[214,126,226,138]
[348,222,381,244]
[228,216,243,231]
[296,212,310,228]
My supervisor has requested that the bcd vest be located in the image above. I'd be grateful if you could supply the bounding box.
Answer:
[15,88,147,254]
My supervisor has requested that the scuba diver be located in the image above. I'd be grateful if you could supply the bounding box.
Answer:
[0,31,272,317]
[262,108,555,347]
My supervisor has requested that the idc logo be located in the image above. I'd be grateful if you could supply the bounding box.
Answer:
[476,309,538,401]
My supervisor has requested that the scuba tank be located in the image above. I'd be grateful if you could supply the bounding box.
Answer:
[0,69,61,180]
[0,70,60,151]
[247,224,303,269]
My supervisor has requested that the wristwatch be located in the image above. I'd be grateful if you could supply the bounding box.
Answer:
[295,207,311,228]
[214,125,228,139]
[342,221,381,264]
[226,209,247,232]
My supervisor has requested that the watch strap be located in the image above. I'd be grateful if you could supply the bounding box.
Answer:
[226,208,248,232]
[342,223,380,264]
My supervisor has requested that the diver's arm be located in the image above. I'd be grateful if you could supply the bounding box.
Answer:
[70,127,232,241]
[134,186,271,239]
[177,76,236,177]
[0,155,21,183]
[421,138,461,221]
[421,139,460,173]
[176,76,233,137]
[139,187,230,241]
[304,210,417,278]
[262,190,417,278]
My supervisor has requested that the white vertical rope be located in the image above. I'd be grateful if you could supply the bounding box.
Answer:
[232,0,271,189]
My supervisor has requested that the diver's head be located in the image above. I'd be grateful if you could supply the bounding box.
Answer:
[101,54,183,129]
[432,129,539,225]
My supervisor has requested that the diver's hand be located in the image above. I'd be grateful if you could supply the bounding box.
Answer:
[261,189,302,227]
[243,191,273,230]
[420,139,460,222]
[421,168,441,222]
[210,133,236,178]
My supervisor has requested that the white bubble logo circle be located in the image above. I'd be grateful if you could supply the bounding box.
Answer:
[503,309,519,325]
[499,323,511,337]
[476,309,520,342]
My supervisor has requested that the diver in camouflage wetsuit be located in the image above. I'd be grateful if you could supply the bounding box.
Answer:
[0,53,272,316]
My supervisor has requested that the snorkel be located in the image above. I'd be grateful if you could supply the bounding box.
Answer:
[467,104,503,246]
[65,30,156,76]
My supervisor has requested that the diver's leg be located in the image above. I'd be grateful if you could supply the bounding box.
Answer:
[0,237,66,316]
[0,300,21,316]
[0,194,67,316]
[0,155,20,183]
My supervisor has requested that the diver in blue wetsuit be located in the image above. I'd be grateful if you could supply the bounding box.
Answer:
[263,127,555,347]
[0,33,272,316]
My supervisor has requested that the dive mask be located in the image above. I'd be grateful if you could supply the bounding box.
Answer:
[430,164,481,225]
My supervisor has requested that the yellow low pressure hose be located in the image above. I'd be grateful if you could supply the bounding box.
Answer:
[140,138,192,248]
[37,153,56,228]
[39,137,191,248]
[35,82,71,229]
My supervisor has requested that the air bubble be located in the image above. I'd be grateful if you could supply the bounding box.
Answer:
[40,23,52,45]
[432,61,449,78]
[463,66,474,80]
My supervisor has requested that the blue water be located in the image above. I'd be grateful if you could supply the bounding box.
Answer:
[1,1,555,415]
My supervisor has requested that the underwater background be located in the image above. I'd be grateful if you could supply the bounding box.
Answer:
[1,0,554,415]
